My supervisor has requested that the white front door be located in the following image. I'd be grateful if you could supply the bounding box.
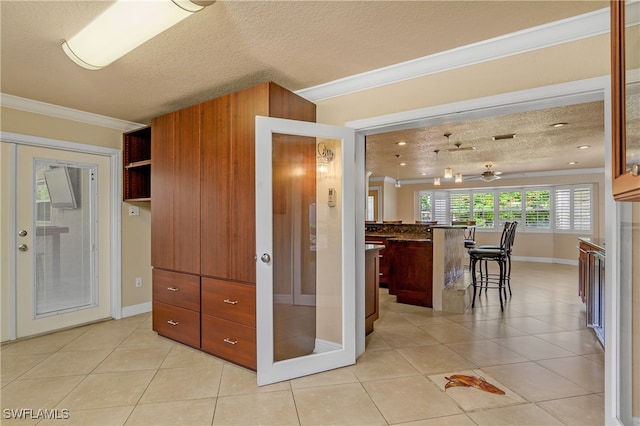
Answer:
[13,144,112,338]
[255,116,355,385]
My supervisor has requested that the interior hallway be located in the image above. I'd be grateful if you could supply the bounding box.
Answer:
[1,261,604,425]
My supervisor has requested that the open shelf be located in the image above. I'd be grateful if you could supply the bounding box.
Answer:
[123,127,151,201]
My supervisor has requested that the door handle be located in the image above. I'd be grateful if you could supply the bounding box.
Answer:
[18,244,28,252]
[260,253,271,263]
[18,230,28,237]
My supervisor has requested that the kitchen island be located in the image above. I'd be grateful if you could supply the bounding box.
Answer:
[366,223,467,310]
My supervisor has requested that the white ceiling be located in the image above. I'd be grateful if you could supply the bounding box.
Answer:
[1,0,611,180]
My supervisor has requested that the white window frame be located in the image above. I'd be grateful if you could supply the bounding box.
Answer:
[416,183,593,234]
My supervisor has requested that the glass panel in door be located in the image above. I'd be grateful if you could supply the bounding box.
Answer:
[255,116,355,385]
[33,160,96,316]
[14,145,111,338]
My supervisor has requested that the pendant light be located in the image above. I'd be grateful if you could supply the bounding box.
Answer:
[394,154,402,188]
[443,133,453,178]
[433,150,441,186]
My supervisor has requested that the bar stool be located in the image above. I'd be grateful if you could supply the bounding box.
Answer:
[477,221,517,296]
[469,221,517,311]
[453,221,476,270]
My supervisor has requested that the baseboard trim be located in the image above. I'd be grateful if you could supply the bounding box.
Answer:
[512,256,578,266]
[121,302,152,318]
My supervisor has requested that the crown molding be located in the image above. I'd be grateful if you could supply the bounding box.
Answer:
[1,93,144,131]
[296,7,610,102]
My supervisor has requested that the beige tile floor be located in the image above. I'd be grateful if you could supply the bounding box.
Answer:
[1,261,604,425]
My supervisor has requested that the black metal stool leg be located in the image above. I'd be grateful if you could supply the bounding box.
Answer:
[471,257,478,308]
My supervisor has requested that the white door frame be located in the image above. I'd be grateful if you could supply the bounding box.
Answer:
[1,131,122,340]
[255,116,356,386]
[346,76,630,425]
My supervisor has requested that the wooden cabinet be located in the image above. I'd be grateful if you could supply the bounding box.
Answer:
[577,239,605,345]
[123,127,151,201]
[365,247,381,335]
[151,82,316,370]
[201,277,256,369]
[151,269,200,348]
[388,240,434,307]
[365,236,390,287]
[151,105,201,275]
[610,0,640,201]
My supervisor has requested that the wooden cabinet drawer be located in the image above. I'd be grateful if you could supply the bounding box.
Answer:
[153,269,200,312]
[201,278,255,327]
[201,315,256,370]
[153,301,200,348]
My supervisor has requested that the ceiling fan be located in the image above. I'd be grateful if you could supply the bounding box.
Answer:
[479,164,502,182]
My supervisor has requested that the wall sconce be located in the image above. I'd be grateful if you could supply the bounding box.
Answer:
[62,0,214,70]
[317,142,334,173]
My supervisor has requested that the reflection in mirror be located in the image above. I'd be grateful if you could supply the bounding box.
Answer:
[271,134,344,362]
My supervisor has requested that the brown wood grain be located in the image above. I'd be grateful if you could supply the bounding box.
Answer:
[151,112,175,269]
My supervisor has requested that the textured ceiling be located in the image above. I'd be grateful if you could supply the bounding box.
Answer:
[366,101,606,181]
[1,0,607,123]
[0,0,612,180]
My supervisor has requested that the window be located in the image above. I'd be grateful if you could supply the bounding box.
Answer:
[472,192,494,228]
[498,191,522,226]
[555,185,592,232]
[35,179,51,223]
[525,190,551,229]
[418,192,432,220]
[416,184,591,233]
[450,193,470,223]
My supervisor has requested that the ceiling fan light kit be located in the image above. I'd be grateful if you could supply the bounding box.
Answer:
[61,0,213,70]
[480,164,502,182]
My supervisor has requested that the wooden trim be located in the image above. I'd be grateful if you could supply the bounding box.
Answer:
[611,0,640,201]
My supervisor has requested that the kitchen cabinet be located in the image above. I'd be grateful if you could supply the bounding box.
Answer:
[123,126,151,201]
[610,0,640,201]
[151,82,316,370]
[365,245,382,334]
[365,236,391,287]
[578,238,605,346]
[388,239,434,307]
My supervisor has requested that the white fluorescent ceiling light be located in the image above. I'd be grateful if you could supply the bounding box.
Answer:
[62,0,212,70]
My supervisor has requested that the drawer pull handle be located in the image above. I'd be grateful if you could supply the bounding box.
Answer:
[223,299,238,305]
[223,338,238,345]
[167,320,179,326]
[167,287,180,292]
[379,273,384,276]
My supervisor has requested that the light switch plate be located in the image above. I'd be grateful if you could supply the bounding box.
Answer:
[128,205,140,216]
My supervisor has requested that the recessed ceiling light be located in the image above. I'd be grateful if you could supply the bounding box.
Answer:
[421,172,427,176]
[400,162,407,166]
[568,161,578,165]
[551,122,568,128]
[578,145,591,149]
[397,141,407,146]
